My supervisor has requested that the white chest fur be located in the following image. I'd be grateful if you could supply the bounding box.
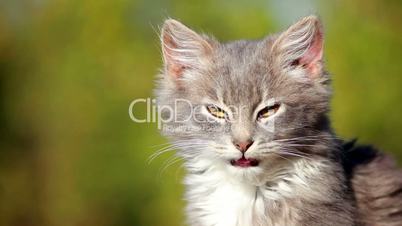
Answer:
[183,159,329,226]
[185,171,266,226]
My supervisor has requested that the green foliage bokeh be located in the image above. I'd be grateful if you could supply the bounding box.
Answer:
[0,0,401,226]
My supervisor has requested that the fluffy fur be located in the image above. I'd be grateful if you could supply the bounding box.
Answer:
[154,16,402,226]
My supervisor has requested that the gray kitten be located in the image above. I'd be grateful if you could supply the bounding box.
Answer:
[154,15,402,226]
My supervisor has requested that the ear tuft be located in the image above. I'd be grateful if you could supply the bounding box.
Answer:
[161,19,214,79]
[272,15,324,79]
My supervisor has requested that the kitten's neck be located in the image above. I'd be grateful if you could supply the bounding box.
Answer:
[183,158,343,226]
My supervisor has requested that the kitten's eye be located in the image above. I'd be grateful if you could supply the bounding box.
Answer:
[257,104,281,120]
[206,105,227,119]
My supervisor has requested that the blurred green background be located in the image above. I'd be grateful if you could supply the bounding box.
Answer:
[0,0,402,225]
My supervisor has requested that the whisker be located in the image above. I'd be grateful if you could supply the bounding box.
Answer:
[277,151,313,160]
[148,143,207,164]
[158,156,183,178]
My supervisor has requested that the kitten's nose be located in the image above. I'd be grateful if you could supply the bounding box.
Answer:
[233,139,254,153]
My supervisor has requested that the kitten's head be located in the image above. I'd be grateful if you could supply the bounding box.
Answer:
[155,16,333,184]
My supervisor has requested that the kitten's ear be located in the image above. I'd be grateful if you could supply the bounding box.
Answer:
[271,15,324,79]
[161,19,215,78]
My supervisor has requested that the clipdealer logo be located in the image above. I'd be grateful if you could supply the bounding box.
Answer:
[128,98,278,133]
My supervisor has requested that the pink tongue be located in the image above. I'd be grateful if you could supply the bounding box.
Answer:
[232,157,259,167]
[237,158,251,164]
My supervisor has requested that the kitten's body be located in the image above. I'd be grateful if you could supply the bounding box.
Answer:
[155,16,402,226]
[345,143,402,226]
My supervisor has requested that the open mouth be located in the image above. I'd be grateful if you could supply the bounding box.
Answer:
[230,156,259,168]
